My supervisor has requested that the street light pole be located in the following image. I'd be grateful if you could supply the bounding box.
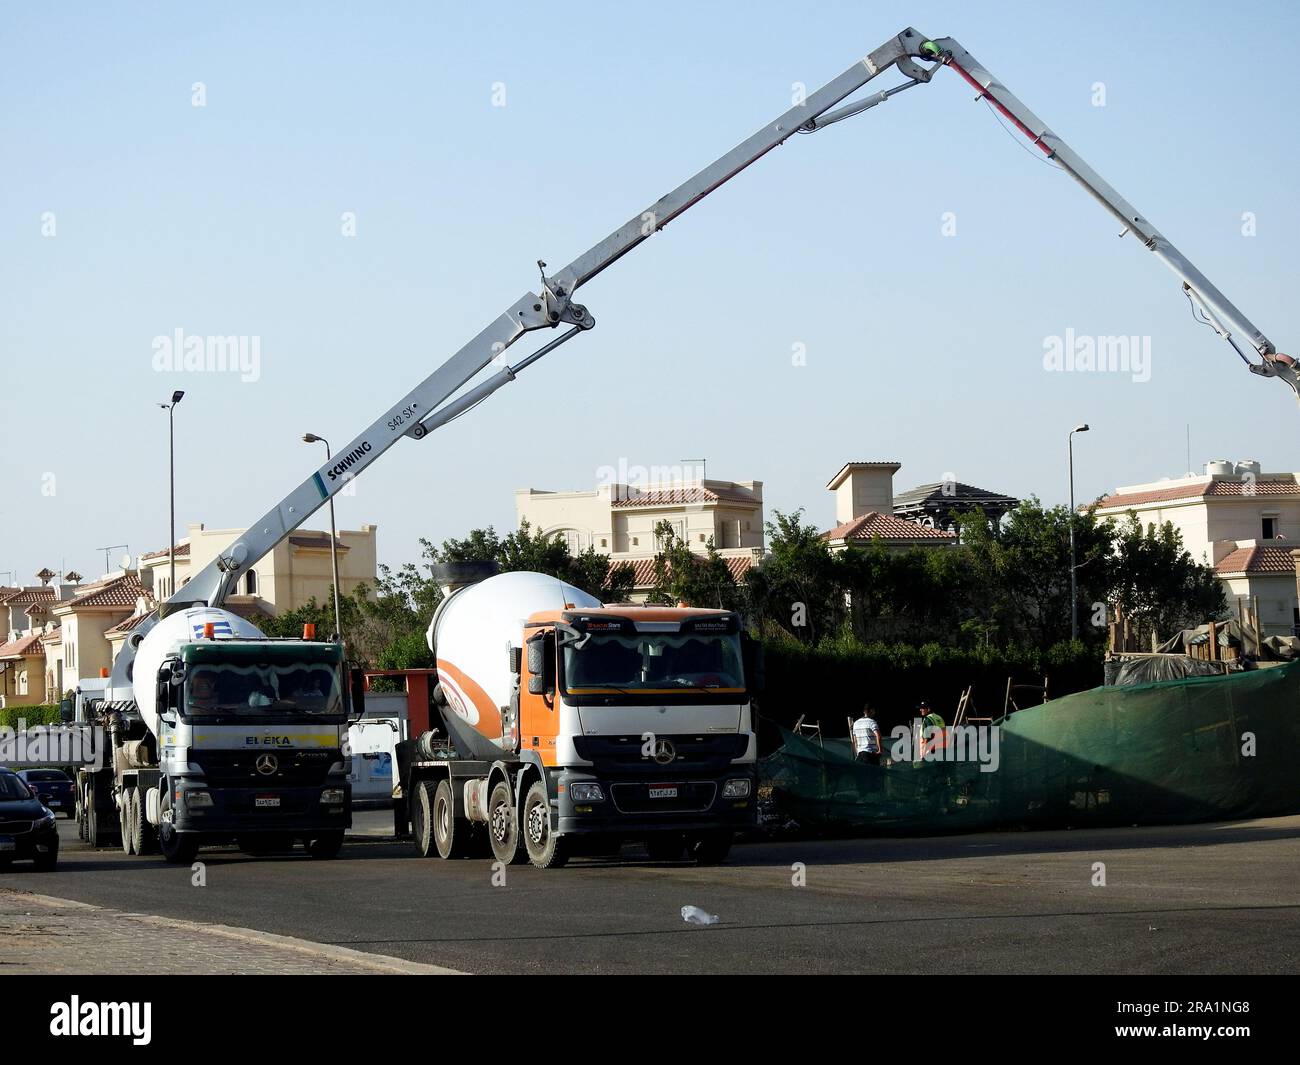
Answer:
[1068,423,1090,641]
[159,391,185,597]
[303,434,342,642]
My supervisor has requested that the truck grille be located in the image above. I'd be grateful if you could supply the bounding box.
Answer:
[572,734,747,775]
[193,749,337,786]
[610,781,717,814]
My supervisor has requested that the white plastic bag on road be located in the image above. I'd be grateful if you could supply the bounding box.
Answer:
[681,905,720,926]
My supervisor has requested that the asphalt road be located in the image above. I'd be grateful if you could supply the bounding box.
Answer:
[7,812,1299,974]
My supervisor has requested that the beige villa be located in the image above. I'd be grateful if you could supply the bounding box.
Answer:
[516,478,764,600]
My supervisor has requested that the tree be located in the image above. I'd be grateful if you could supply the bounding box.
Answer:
[646,520,738,609]
[958,498,1113,649]
[1107,513,1226,640]
[750,509,844,643]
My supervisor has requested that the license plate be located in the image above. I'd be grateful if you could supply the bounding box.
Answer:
[0,836,14,851]
[648,786,678,800]
[254,796,281,808]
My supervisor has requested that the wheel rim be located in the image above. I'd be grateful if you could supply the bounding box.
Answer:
[437,795,450,840]
[490,799,511,843]
[526,799,547,846]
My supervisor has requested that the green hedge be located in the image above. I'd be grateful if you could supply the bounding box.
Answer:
[0,704,64,730]
[755,637,1102,751]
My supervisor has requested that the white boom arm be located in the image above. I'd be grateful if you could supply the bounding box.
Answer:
[148,26,1288,619]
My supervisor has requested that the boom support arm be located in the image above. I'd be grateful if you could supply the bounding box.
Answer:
[164,27,942,612]
[154,26,1290,620]
[916,37,1295,393]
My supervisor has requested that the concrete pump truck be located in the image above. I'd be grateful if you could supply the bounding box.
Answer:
[89,26,1291,868]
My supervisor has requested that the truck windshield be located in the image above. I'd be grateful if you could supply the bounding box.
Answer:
[184,664,343,717]
[563,631,744,693]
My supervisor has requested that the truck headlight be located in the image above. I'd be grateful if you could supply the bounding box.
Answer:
[569,783,604,803]
[722,778,751,799]
[320,788,346,805]
[187,790,214,809]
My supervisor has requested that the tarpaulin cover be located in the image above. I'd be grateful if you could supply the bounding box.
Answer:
[760,662,1300,834]
[1104,654,1234,686]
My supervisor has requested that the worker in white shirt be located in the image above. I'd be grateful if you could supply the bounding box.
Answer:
[851,704,882,767]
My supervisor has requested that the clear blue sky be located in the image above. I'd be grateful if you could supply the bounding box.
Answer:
[3,0,1297,584]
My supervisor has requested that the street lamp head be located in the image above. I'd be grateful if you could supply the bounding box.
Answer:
[1073,423,1090,433]
[172,390,185,405]
[303,433,322,444]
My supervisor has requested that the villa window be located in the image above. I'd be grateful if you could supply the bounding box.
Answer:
[1262,515,1279,539]
[245,570,258,595]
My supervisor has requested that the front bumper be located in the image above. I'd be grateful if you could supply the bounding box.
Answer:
[171,780,351,834]
[555,768,756,836]
[0,821,59,860]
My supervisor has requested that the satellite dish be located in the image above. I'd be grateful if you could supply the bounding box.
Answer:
[120,552,133,570]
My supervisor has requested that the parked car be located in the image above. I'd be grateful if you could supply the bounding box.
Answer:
[17,769,75,819]
[0,768,59,871]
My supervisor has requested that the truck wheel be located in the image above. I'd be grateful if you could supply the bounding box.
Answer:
[306,831,344,859]
[688,830,733,865]
[644,833,685,862]
[487,781,525,865]
[522,780,568,869]
[432,779,472,859]
[132,790,156,854]
[158,823,199,864]
[88,787,115,849]
[410,779,438,857]
[120,792,135,855]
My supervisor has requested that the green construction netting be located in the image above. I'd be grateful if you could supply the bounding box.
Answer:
[760,661,1300,834]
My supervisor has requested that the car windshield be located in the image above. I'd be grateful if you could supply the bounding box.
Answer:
[563,631,744,692]
[185,663,343,717]
[0,774,32,801]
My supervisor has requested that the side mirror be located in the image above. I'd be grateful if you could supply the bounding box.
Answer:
[526,632,555,696]
[59,698,74,723]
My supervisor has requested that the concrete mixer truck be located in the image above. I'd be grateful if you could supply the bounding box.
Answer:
[78,605,361,863]
[393,570,760,869]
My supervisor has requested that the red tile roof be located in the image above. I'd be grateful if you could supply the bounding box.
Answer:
[1098,477,1300,509]
[140,542,191,561]
[0,632,45,659]
[57,575,148,611]
[0,586,57,606]
[823,512,956,543]
[288,533,350,550]
[624,554,756,589]
[826,461,902,490]
[105,612,152,636]
[610,486,757,509]
[1215,545,1299,576]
